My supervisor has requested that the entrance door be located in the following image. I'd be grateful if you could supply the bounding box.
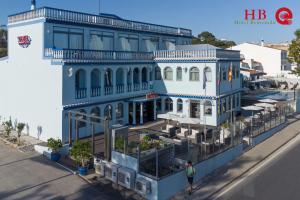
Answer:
[144,101,154,123]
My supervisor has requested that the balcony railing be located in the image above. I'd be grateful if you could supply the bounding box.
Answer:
[116,85,125,94]
[127,84,132,92]
[142,82,149,90]
[75,88,87,99]
[8,7,192,37]
[91,87,101,97]
[45,48,154,63]
[154,49,241,61]
[133,83,140,92]
[104,86,113,96]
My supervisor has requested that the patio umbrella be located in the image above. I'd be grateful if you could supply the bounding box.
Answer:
[254,103,275,108]
[258,99,278,104]
[241,105,264,111]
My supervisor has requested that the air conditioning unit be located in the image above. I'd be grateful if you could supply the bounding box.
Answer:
[117,167,136,189]
[94,159,105,176]
[135,177,152,196]
[104,163,120,183]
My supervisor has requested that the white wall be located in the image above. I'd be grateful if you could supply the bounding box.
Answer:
[232,43,282,76]
[0,21,63,141]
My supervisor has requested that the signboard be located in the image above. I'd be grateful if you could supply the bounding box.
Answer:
[146,92,159,100]
[18,35,31,48]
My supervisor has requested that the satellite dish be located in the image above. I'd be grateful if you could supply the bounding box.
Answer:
[67,68,73,77]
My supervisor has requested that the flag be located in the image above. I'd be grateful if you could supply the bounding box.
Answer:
[203,66,207,89]
[218,63,221,85]
[228,62,233,82]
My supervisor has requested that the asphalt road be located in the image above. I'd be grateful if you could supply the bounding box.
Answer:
[217,137,300,200]
[0,141,127,200]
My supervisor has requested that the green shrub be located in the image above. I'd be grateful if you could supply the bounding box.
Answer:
[69,140,92,167]
[47,138,63,153]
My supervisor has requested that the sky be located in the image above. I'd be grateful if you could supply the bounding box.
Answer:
[0,0,299,44]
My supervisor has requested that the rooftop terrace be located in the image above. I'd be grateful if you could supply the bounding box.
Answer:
[8,7,192,37]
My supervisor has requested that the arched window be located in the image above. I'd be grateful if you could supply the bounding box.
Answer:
[190,101,200,118]
[90,107,101,122]
[155,67,162,80]
[190,67,199,81]
[133,68,139,84]
[116,68,124,85]
[165,98,173,111]
[104,105,113,120]
[142,67,148,83]
[104,68,113,87]
[204,67,212,82]
[76,109,87,128]
[164,67,173,80]
[75,69,86,89]
[176,67,182,81]
[91,69,100,88]
[204,101,212,116]
[127,69,132,84]
[116,103,124,119]
[177,99,183,113]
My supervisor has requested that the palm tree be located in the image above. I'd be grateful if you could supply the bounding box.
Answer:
[16,123,25,145]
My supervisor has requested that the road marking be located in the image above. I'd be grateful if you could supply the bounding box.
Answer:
[213,133,300,200]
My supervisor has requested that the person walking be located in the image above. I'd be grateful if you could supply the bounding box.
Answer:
[186,160,196,195]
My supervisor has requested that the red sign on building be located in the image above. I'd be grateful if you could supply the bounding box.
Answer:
[146,92,159,100]
[18,35,31,48]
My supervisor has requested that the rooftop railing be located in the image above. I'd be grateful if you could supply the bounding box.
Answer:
[153,49,241,61]
[8,7,192,37]
[44,48,154,63]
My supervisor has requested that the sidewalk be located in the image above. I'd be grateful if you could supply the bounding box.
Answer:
[172,114,300,200]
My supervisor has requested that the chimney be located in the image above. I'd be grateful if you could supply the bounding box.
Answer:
[261,39,264,47]
[31,0,36,10]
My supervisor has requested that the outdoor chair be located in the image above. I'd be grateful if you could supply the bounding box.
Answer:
[176,128,188,138]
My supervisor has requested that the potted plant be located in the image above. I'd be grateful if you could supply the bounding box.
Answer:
[47,138,63,162]
[16,123,25,145]
[69,140,92,176]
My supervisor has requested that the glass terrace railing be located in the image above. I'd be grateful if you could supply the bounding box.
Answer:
[44,48,154,62]
[8,7,192,37]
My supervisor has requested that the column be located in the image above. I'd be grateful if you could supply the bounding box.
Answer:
[112,69,117,94]
[138,67,142,89]
[112,104,116,125]
[131,68,134,91]
[124,103,129,125]
[153,99,157,120]
[140,102,144,125]
[124,68,128,92]
[161,98,166,113]
[133,102,136,125]
[86,68,91,98]
[101,69,105,96]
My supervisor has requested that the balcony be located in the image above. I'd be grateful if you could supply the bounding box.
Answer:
[116,85,125,94]
[91,87,101,97]
[142,82,149,90]
[45,48,154,63]
[154,49,241,61]
[104,86,113,96]
[75,88,87,99]
[133,83,140,92]
[8,7,192,37]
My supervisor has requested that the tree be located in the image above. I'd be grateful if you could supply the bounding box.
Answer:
[289,29,300,76]
[3,120,13,137]
[192,31,236,49]
[16,123,25,145]
[0,29,7,57]
[69,140,92,167]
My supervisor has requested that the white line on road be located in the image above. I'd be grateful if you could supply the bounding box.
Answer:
[213,133,300,200]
